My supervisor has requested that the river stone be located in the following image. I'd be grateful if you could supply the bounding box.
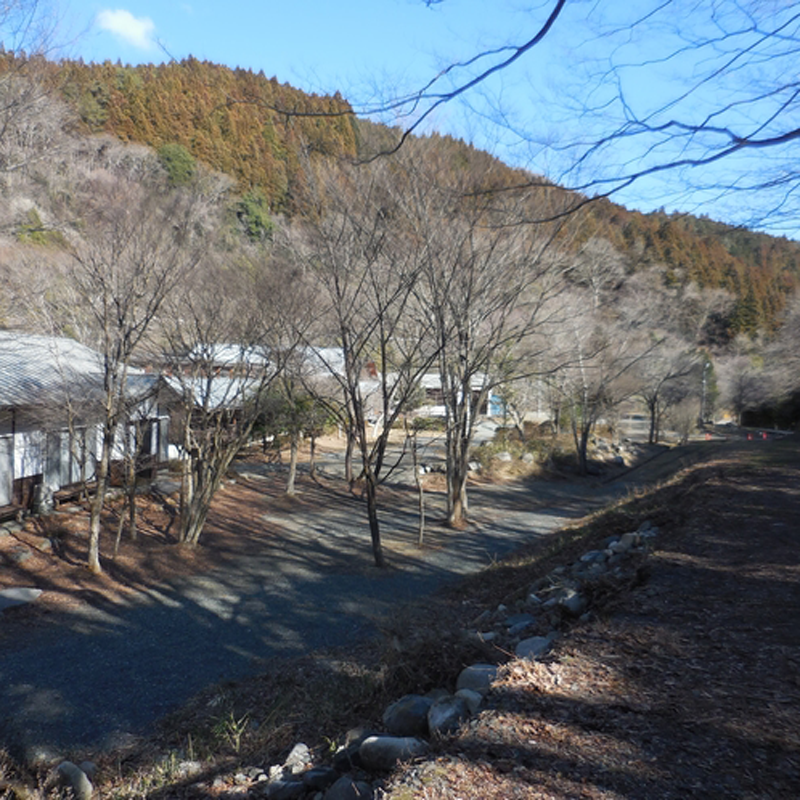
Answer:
[428,695,470,737]
[455,688,483,714]
[620,532,640,548]
[359,735,429,771]
[263,780,304,800]
[332,728,378,772]
[57,761,93,800]
[505,612,536,629]
[516,634,555,660]
[301,766,338,791]
[456,663,498,695]
[382,694,432,736]
[559,588,588,616]
[325,776,374,800]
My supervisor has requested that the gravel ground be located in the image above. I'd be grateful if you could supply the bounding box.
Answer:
[0,456,644,762]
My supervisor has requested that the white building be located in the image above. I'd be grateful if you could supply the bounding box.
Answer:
[0,331,167,517]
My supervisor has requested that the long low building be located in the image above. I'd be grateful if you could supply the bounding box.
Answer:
[0,331,168,517]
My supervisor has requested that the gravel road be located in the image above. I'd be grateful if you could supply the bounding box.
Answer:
[0,464,632,761]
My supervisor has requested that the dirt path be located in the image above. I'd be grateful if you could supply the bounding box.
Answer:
[0,456,637,760]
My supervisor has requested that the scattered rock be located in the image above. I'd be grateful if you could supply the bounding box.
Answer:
[382,694,432,737]
[263,779,304,799]
[455,688,483,715]
[527,592,542,606]
[358,735,429,771]
[504,612,536,629]
[283,743,311,776]
[428,695,469,737]
[324,775,374,800]
[301,766,338,791]
[559,588,588,617]
[56,761,93,800]
[620,532,640,548]
[515,633,556,660]
[456,664,498,695]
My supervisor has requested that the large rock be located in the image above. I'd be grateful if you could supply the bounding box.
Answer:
[358,735,429,772]
[456,663,498,695]
[382,694,432,737]
[428,695,470,737]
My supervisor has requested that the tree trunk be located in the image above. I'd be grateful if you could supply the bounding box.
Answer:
[113,498,125,556]
[410,429,426,546]
[88,438,111,574]
[126,440,137,542]
[447,451,470,527]
[309,433,317,481]
[648,400,657,445]
[344,429,355,486]
[578,426,590,475]
[364,469,385,568]
[286,432,299,495]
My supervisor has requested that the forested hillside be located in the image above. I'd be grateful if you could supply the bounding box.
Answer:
[5,54,789,334]
[51,56,360,215]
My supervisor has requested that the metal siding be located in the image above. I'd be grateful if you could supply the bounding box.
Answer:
[0,436,13,506]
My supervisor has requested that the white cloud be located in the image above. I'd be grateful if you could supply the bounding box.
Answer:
[96,9,156,50]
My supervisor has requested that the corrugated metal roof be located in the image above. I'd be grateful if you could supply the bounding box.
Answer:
[163,375,262,410]
[0,331,156,408]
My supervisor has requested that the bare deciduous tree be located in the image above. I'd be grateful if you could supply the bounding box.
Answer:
[161,250,303,547]
[292,159,439,567]
[64,163,214,572]
[634,336,699,444]
[398,148,568,525]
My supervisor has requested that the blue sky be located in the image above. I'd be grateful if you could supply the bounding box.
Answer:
[43,1,800,236]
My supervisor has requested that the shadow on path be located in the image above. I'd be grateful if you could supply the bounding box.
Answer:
[0,467,630,758]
